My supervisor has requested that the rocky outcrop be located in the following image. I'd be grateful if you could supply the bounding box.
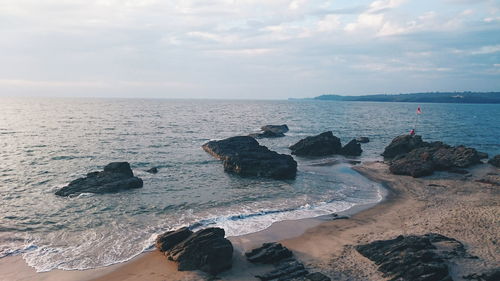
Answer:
[382,135,426,159]
[389,142,482,177]
[156,227,233,275]
[55,162,143,196]
[245,242,293,264]
[289,131,342,156]
[249,124,289,139]
[255,258,308,281]
[356,137,370,143]
[146,167,158,174]
[356,233,469,281]
[202,136,297,179]
[306,272,332,281]
[341,139,363,156]
[488,155,500,168]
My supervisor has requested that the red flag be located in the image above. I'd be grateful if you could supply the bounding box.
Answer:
[416,106,422,114]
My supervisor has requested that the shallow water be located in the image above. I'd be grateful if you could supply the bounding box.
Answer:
[0,98,498,271]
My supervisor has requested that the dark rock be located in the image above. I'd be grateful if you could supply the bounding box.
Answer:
[488,155,500,168]
[158,227,233,275]
[245,243,293,264]
[203,136,297,179]
[155,227,193,252]
[356,233,467,281]
[249,130,285,139]
[356,137,370,143]
[306,272,332,281]
[464,269,500,281]
[389,148,436,177]
[448,168,469,174]
[146,167,159,174]
[477,152,489,159]
[341,139,363,156]
[382,135,427,159]
[55,162,143,196]
[261,124,289,134]
[289,131,342,157]
[255,259,308,281]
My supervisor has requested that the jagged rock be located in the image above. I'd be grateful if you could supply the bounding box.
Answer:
[146,167,159,174]
[261,125,289,134]
[388,140,482,177]
[306,272,332,281]
[245,243,293,264]
[382,135,427,159]
[157,227,233,275]
[203,136,297,179]
[356,233,467,281]
[289,131,342,156]
[155,227,192,252]
[464,269,500,281]
[489,155,500,168]
[255,259,308,281]
[356,137,370,143]
[55,162,143,196]
[341,139,363,156]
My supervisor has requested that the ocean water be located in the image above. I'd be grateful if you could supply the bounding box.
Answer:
[0,98,499,272]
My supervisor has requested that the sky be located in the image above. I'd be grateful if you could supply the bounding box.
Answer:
[0,0,499,99]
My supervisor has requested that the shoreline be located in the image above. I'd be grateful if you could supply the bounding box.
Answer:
[1,161,498,281]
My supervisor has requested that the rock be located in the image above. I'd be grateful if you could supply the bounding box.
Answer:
[447,168,469,174]
[464,269,500,281]
[202,136,297,179]
[477,151,489,159]
[432,145,482,169]
[157,227,233,275]
[255,258,308,281]
[389,148,436,177]
[382,135,427,159]
[488,155,500,168]
[146,167,159,174]
[306,272,332,281]
[55,162,143,196]
[249,130,285,139]
[341,139,363,156]
[155,227,193,252]
[356,137,370,143]
[356,233,468,281]
[245,243,293,264]
[289,131,342,157]
[261,124,289,134]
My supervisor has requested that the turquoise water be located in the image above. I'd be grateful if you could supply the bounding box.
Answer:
[0,98,498,271]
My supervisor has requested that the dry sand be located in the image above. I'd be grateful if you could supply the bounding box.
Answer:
[1,161,498,281]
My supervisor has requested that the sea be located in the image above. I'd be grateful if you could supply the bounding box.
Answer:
[0,97,499,272]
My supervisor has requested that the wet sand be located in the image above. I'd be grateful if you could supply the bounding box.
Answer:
[1,161,498,281]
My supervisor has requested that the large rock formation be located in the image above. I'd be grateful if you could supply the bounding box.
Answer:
[156,227,233,275]
[202,136,297,179]
[249,124,289,139]
[55,162,143,196]
[356,233,468,281]
[382,135,427,159]
[341,139,363,156]
[289,131,342,156]
[489,155,500,168]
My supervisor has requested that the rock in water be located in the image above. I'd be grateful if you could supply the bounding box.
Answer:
[382,134,426,159]
[146,167,159,174]
[55,162,143,196]
[249,130,285,139]
[245,242,293,264]
[356,137,370,143]
[356,233,468,281]
[156,227,233,275]
[202,136,297,179]
[261,124,289,134]
[289,131,342,156]
[489,155,500,168]
[341,139,363,156]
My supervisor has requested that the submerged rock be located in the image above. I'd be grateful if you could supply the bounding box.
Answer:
[488,155,500,168]
[356,233,468,281]
[341,139,363,156]
[382,134,426,159]
[249,124,289,139]
[289,131,342,156]
[356,137,370,143]
[202,136,297,179]
[156,227,233,275]
[146,167,159,174]
[249,130,285,139]
[55,162,143,196]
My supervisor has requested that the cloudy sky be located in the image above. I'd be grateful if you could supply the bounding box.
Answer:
[1,0,499,99]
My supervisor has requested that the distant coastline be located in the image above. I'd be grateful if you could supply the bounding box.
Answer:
[290,92,500,104]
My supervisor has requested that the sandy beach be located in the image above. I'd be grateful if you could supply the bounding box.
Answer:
[1,161,498,281]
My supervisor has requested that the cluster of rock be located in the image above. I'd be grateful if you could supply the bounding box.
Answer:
[488,155,500,168]
[249,125,289,139]
[245,242,331,281]
[382,135,486,177]
[155,227,233,275]
[289,131,364,157]
[54,162,143,196]
[202,136,297,179]
[356,233,470,281]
